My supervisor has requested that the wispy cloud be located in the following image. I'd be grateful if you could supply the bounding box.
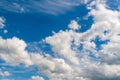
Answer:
[0,0,88,15]
[0,17,5,28]
[0,70,11,77]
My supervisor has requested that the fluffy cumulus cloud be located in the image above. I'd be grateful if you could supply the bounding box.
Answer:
[0,37,32,66]
[41,0,120,80]
[0,0,120,80]
[31,54,74,80]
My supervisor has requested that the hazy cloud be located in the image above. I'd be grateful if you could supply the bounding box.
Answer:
[0,70,11,77]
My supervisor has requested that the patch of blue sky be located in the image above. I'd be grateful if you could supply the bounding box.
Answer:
[0,59,41,80]
[87,50,101,61]
[92,36,109,51]
[26,41,56,57]
[79,16,93,32]
[106,0,120,10]
[71,39,84,52]
[77,44,84,51]
[0,63,44,80]
[0,59,6,68]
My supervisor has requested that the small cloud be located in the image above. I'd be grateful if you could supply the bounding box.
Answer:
[0,70,11,77]
[0,17,5,29]
[68,20,80,30]
[31,76,44,80]
[3,29,8,34]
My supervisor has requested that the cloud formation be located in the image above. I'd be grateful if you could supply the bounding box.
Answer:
[0,37,32,66]
[38,0,120,79]
[0,0,120,80]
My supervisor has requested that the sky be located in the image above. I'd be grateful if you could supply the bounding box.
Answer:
[0,0,120,80]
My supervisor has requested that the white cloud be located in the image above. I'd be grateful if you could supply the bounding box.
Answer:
[45,30,81,65]
[3,29,8,34]
[68,20,80,30]
[0,70,11,77]
[0,17,5,28]
[0,37,33,66]
[31,76,44,80]
[31,53,75,80]
[40,0,120,79]
[87,1,120,65]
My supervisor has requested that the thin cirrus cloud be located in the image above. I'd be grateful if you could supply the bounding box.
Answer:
[0,0,89,15]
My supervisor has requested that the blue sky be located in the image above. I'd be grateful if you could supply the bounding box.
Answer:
[0,0,120,80]
[0,3,91,42]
